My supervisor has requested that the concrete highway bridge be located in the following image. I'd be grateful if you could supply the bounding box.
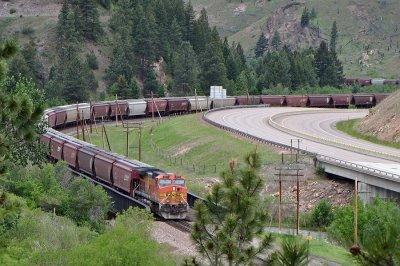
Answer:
[204,107,400,203]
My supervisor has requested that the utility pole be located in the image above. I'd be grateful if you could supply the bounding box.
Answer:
[354,176,359,246]
[278,169,282,232]
[122,121,143,160]
[125,126,129,157]
[81,110,85,141]
[350,176,361,255]
[115,94,119,127]
[194,87,198,113]
[76,103,79,139]
[151,91,155,122]
[296,168,300,235]
[89,101,93,134]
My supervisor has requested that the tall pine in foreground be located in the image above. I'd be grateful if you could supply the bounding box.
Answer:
[191,150,274,265]
[0,40,45,172]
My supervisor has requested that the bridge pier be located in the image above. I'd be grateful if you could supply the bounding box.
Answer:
[318,160,400,203]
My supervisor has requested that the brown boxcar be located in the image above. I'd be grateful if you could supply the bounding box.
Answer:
[383,79,399,85]
[166,99,190,113]
[374,93,390,104]
[94,153,116,184]
[146,99,168,114]
[260,95,286,106]
[331,94,352,108]
[344,78,358,86]
[112,161,141,195]
[77,147,97,175]
[91,103,110,119]
[285,95,308,107]
[235,96,261,105]
[109,101,129,117]
[353,94,375,107]
[47,112,57,128]
[63,142,81,169]
[358,78,372,86]
[50,137,65,161]
[308,95,332,107]
[55,110,67,127]
[40,133,52,151]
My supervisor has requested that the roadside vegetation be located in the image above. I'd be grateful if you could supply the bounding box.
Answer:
[336,119,400,149]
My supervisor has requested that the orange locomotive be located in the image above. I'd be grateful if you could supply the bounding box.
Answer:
[133,169,188,219]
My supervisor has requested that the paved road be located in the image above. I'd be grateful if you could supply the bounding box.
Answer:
[206,107,400,175]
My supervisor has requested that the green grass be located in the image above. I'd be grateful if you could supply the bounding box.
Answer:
[273,234,357,265]
[82,114,280,195]
[336,119,400,149]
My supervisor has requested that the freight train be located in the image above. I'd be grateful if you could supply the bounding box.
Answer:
[344,78,400,86]
[42,93,393,219]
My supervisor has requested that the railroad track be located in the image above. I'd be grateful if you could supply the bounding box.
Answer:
[164,219,193,233]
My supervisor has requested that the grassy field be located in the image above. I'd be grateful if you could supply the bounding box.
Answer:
[82,114,280,195]
[336,119,400,149]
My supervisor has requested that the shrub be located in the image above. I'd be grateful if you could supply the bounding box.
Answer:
[21,26,34,36]
[33,208,175,265]
[274,236,310,266]
[86,52,99,70]
[9,8,16,14]
[61,178,111,232]
[328,198,400,264]
[310,199,334,229]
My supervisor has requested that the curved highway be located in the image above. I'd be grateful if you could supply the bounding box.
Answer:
[205,107,400,175]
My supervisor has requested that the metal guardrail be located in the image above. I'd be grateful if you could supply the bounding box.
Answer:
[203,106,400,183]
[317,155,400,181]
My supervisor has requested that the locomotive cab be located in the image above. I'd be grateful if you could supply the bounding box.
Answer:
[155,174,188,219]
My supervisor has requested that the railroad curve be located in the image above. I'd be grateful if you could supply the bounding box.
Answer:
[204,107,400,176]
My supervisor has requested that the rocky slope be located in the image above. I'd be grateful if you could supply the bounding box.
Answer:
[359,89,400,142]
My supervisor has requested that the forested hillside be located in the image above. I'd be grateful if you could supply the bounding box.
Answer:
[0,0,397,105]
[193,0,400,78]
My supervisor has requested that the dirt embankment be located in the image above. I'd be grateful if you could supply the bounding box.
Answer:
[359,90,400,142]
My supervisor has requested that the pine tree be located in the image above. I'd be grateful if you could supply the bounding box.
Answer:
[330,21,338,53]
[236,43,247,67]
[191,151,274,265]
[271,31,282,51]
[75,0,104,41]
[56,1,80,44]
[301,7,310,28]
[21,40,44,85]
[172,42,199,96]
[183,1,196,43]
[200,42,227,92]
[106,34,135,86]
[54,44,89,102]
[192,8,211,53]
[315,41,331,87]
[133,8,158,81]
[0,43,45,172]
[169,18,183,51]
[0,39,18,82]
[255,33,268,58]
